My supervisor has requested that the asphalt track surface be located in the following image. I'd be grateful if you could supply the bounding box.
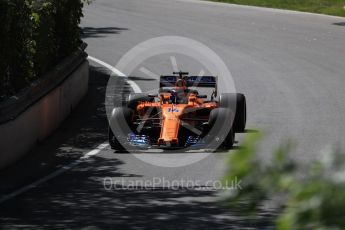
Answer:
[1,0,345,229]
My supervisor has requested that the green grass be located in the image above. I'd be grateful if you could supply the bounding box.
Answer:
[209,0,345,17]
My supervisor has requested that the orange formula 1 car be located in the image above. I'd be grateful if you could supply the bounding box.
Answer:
[108,72,246,151]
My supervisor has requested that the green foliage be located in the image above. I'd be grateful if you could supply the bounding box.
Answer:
[0,0,35,95]
[223,134,345,229]
[0,0,90,97]
[210,0,345,17]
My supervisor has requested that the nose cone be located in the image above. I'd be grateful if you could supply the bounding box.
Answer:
[158,105,185,145]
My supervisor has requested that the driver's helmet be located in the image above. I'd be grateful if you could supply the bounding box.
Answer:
[170,89,178,103]
[175,78,187,88]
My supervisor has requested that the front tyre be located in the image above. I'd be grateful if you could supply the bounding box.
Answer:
[108,107,134,151]
[207,108,235,149]
[109,127,125,151]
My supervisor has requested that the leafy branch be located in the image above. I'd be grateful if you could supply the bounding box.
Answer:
[223,133,345,229]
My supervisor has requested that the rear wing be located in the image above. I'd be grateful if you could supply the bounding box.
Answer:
[160,75,218,88]
[160,75,178,88]
[187,76,217,87]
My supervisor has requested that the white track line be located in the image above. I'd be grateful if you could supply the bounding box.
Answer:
[0,56,141,204]
[88,56,126,77]
[0,143,108,204]
[88,56,142,93]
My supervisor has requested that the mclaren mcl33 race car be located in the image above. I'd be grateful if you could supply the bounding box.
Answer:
[108,72,247,152]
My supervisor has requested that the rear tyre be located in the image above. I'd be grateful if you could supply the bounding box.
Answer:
[219,93,247,133]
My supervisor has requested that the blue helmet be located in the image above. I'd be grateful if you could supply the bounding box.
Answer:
[170,90,178,103]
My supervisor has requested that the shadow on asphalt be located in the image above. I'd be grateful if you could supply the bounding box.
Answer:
[244,129,260,133]
[81,26,129,38]
[127,75,157,81]
[333,22,345,26]
[0,153,276,229]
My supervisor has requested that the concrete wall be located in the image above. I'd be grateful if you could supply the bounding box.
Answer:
[0,60,89,169]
